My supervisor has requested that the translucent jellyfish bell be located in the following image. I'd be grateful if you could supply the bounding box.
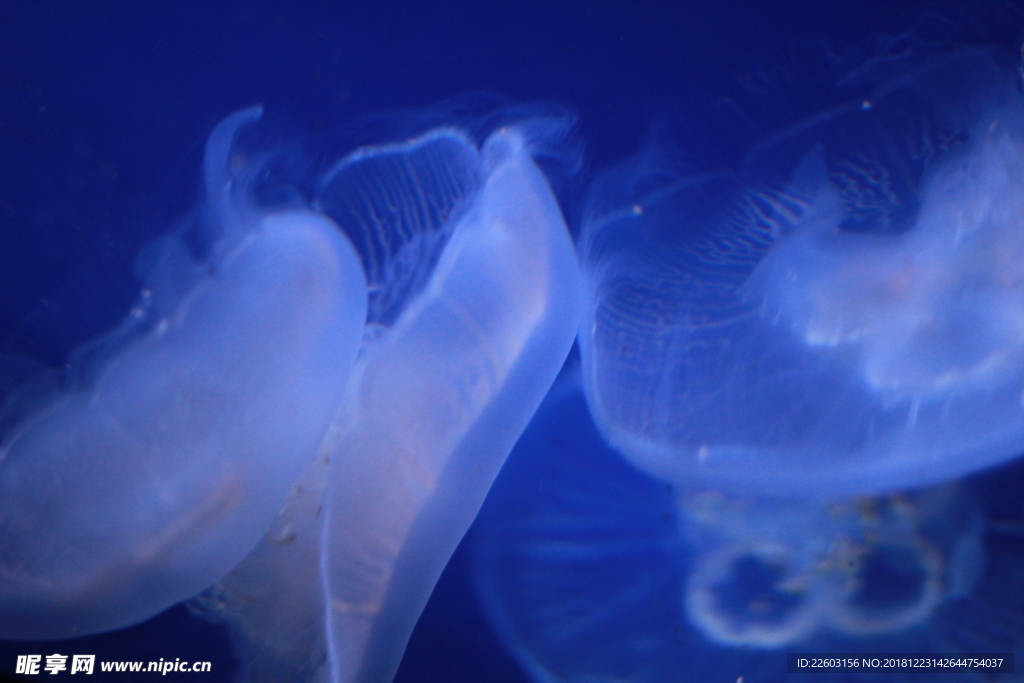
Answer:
[194,115,582,683]
[472,370,1015,683]
[578,43,1024,496]
[0,108,368,639]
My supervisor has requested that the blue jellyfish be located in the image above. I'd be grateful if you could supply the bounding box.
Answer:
[473,22,1024,683]
[0,103,582,683]
[473,368,1024,683]
[0,107,368,639]
[578,36,1024,496]
[190,114,582,683]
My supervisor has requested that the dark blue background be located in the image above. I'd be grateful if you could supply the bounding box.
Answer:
[0,1,1001,680]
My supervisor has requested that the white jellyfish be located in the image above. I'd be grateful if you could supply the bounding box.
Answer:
[0,107,369,639]
[473,26,1024,683]
[192,116,582,683]
[472,369,1021,683]
[577,41,1024,497]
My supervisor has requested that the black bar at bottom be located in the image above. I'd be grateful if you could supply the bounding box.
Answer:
[787,653,1014,673]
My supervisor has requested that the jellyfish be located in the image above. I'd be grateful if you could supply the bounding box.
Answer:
[0,107,369,640]
[471,24,1024,683]
[577,38,1024,496]
[472,368,1024,683]
[192,115,582,683]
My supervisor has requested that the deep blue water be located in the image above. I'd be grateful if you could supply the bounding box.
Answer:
[2,1,1023,681]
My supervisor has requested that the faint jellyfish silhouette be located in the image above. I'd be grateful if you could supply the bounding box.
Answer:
[472,369,1019,683]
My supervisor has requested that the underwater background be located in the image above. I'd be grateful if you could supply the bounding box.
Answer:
[4,0,1024,681]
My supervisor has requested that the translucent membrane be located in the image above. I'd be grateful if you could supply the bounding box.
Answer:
[578,46,1024,496]
[195,121,581,683]
[0,108,368,639]
[474,370,1007,683]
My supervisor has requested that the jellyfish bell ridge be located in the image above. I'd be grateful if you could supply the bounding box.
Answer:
[192,109,582,683]
[577,39,1024,497]
[0,107,368,640]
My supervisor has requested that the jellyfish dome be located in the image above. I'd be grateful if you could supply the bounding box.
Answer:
[473,368,1024,683]
[578,40,1024,496]
[193,111,582,683]
[0,108,369,639]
